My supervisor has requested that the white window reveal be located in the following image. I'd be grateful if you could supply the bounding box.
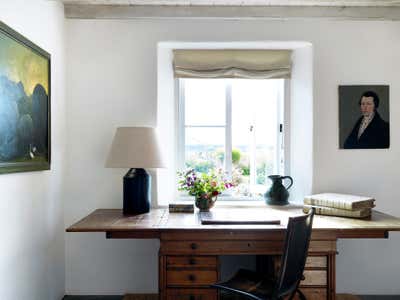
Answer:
[157,43,312,206]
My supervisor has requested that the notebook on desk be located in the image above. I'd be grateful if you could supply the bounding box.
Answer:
[200,211,281,225]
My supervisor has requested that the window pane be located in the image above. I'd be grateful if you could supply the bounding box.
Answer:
[184,79,225,126]
[254,81,278,188]
[185,127,225,173]
[179,78,284,200]
[231,79,281,197]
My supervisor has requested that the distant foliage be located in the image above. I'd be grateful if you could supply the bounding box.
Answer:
[216,148,242,165]
[185,160,215,174]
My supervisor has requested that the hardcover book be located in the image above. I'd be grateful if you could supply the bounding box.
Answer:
[303,204,371,219]
[304,193,375,210]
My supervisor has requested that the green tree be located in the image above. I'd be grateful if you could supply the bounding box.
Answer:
[232,149,241,164]
[216,148,242,164]
[240,164,250,176]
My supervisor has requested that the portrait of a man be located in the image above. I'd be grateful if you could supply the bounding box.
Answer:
[339,85,390,149]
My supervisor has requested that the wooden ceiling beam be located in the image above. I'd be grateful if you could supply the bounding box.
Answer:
[65,4,400,20]
[62,0,400,6]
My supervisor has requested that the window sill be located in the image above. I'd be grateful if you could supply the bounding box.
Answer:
[157,200,304,209]
[157,195,303,209]
[158,196,268,209]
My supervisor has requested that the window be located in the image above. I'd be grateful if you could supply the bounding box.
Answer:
[177,78,285,199]
[157,44,312,207]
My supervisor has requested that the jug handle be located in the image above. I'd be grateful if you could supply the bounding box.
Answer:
[281,176,293,190]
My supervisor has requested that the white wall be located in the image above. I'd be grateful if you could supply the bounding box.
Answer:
[65,18,400,295]
[0,1,66,300]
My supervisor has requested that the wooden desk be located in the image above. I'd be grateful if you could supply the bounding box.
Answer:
[67,206,400,300]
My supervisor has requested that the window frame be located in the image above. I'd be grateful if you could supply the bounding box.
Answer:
[176,78,290,201]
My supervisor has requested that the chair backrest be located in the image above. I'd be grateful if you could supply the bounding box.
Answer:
[273,208,315,298]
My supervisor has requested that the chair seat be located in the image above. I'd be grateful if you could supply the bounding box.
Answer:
[211,269,277,300]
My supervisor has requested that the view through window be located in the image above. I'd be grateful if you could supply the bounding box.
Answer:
[178,78,285,199]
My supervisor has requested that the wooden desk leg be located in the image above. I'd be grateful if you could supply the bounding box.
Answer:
[159,254,166,300]
[328,252,336,300]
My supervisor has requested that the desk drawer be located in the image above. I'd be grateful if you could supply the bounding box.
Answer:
[161,241,335,255]
[166,288,218,300]
[167,270,218,287]
[300,270,327,286]
[305,256,327,269]
[167,256,217,268]
[161,241,283,255]
[275,256,327,272]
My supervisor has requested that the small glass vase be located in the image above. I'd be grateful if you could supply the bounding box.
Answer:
[195,195,217,212]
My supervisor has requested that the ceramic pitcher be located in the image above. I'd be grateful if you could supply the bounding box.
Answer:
[264,175,293,205]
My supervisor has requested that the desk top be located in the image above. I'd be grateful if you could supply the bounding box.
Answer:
[66,206,400,240]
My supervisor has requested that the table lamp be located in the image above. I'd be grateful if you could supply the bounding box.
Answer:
[105,127,165,215]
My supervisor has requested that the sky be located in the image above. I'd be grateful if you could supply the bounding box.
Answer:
[0,31,49,96]
[184,78,282,147]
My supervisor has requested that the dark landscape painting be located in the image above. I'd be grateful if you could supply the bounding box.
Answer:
[0,22,50,174]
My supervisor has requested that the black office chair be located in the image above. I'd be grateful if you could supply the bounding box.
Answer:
[211,208,315,300]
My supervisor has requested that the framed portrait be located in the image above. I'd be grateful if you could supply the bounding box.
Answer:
[339,85,389,149]
[0,21,51,174]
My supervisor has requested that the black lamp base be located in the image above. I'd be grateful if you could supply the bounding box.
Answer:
[123,168,151,215]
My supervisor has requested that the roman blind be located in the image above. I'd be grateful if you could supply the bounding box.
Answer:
[173,49,292,79]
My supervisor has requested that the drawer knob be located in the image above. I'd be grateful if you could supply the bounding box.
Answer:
[188,274,196,281]
[189,258,196,265]
[190,243,198,250]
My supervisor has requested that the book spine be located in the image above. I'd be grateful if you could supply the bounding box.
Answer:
[304,197,353,210]
[352,201,375,210]
[169,204,194,213]
[303,205,370,218]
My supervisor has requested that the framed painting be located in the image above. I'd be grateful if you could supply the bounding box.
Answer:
[339,85,389,149]
[0,21,51,174]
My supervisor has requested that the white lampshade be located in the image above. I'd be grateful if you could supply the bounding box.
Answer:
[105,127,165,168]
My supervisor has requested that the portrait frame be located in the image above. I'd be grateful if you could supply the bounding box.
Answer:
[0,21,51,174]
[339,85,389,150]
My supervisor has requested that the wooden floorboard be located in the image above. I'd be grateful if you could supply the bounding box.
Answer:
[361,297,400,300]
[337,295,361,300]
[123,295,158,300]
[63,297,123,300]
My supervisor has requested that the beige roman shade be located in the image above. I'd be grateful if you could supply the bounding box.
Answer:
[173,49,292,79]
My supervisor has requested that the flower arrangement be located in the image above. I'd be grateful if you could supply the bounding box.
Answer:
[177,169,234,211]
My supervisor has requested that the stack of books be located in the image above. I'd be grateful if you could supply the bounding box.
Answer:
[303,193,375,219]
